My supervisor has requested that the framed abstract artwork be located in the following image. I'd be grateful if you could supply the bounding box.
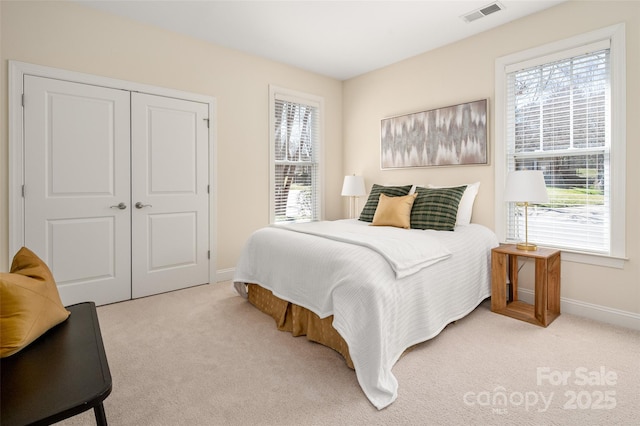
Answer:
[381,99,488,169]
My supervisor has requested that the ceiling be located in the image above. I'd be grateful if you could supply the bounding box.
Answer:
[79,0,566,80]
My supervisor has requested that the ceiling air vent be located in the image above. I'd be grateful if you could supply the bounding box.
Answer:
[461,1,504,23]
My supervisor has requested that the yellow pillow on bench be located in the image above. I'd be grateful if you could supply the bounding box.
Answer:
[0,247,70,358]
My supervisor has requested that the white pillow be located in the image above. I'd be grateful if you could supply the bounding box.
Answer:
[426,182,480,226]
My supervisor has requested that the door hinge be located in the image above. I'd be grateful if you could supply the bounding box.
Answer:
[21,94,25,107]
[22,185,25,197]
[203,118,209,128]
[207,250,210,259]
[207,185,210,194]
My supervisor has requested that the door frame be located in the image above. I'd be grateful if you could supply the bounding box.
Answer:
[8,61,217,285]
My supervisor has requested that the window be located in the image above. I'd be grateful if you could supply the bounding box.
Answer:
[269,86,323,223]
[495,25,626,266]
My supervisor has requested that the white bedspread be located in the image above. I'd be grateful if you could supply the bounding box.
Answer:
[278,221,451,278]
[233,219,498,409]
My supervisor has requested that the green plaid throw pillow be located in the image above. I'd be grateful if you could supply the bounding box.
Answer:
[410,186,467,231]
[358,184,413,222]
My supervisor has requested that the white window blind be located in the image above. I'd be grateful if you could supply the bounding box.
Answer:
[271,90,322,223]
[506,46,611,254]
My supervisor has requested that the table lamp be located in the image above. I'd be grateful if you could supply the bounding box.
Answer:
[341,175,366,219]
[503,170,549,251]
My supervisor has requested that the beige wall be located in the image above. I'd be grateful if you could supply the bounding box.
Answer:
[0,1,343,272]
[2,1,638,319]
[343,1,640,315]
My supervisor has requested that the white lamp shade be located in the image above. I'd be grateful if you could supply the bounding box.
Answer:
[341,175,366,197]
[504,170,549,203]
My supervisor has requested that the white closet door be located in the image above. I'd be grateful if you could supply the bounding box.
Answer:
[23,75,132,306]
[131,93,210,298]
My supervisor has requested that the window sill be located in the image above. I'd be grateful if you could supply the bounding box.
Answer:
[558,250,627,269]
[501,240,627,269]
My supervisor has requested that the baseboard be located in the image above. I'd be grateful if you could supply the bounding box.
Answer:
[216,267,235,283]
[518,289,640,331]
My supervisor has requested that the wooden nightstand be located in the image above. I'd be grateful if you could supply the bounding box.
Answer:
[491,244,561,327]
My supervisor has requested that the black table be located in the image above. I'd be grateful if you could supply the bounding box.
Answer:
[1,302,112,425]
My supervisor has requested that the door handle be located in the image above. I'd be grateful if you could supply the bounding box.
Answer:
[110,202,127,210]
[135,202,153,209]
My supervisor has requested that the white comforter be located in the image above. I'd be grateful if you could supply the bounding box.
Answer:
[233,219,498,409]
[278,220,452,278]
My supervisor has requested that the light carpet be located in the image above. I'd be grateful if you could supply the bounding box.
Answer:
[57,282,639,425]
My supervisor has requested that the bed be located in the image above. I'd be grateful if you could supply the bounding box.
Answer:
[233,184,499,409]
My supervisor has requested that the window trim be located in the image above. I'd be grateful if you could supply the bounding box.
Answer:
[494,24,626,268]
[268,85,325,224]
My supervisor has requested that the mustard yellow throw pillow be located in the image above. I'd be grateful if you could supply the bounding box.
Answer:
[371,193,417,229]
[0,247,70,358]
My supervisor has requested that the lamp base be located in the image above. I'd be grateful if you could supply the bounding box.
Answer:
[516,242,538,251]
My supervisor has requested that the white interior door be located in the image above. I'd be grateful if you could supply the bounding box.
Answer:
[131,93,210,298]
[23,75,132,306]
